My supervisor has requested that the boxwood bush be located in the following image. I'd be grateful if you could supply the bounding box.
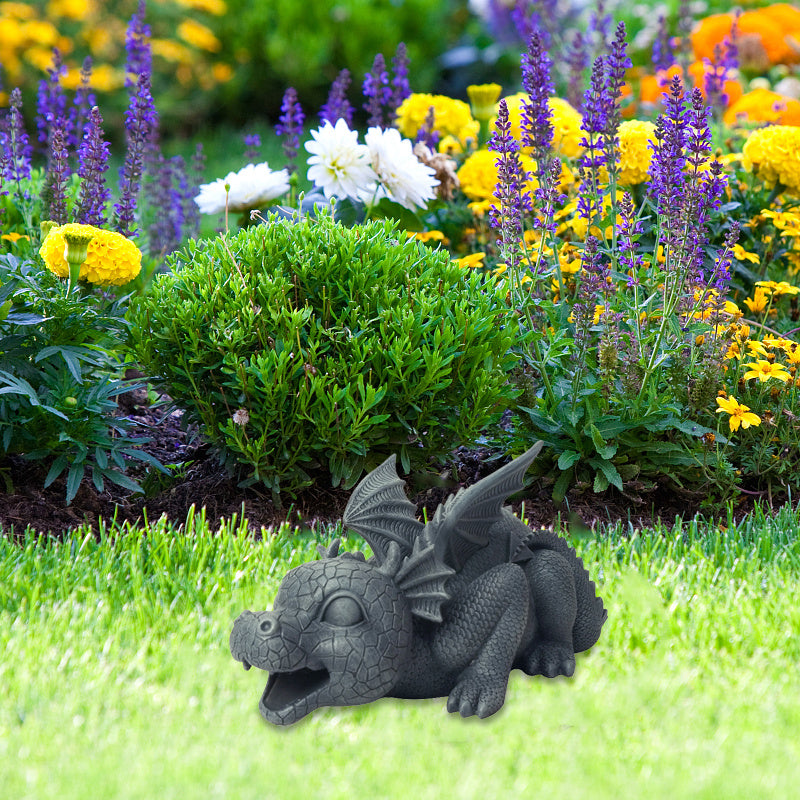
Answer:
[127,211,519,498]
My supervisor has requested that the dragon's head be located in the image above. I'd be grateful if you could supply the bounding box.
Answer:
[230,547,414,725]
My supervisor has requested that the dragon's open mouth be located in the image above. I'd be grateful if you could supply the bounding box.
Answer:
[261,667,331,713]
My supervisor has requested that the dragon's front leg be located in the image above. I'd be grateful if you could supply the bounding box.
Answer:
[433,564,529,718]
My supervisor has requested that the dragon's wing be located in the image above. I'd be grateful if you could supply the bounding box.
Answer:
[428,442,544,570]
[342,455,424,564]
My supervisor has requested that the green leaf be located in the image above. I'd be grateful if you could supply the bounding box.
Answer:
[588,423,617,460]
[558,450,582,470]
[589,458,624,492]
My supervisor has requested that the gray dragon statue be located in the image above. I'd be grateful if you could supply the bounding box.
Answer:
[230,442,607,724]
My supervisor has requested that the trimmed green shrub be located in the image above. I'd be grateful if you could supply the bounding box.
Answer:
[127,210,519,498]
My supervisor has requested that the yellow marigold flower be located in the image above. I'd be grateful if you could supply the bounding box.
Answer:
[212,62,233,83]
[725,341,743,360]
[453,252,485,269]
[762,335,794,351]
[39,223,142,286]
[742,125,800,194]
[743,286,770,313]
[761,209,800,236]
[457,149,498,201]
[408,230,447,244]
[617,120,656,185]
[733,244,760,264]
[743,359,791,382]
[2,232,28,243]
[716,395,761,432]
[396,94,478,143]
[467,199,494,217]
[177,19,221,53]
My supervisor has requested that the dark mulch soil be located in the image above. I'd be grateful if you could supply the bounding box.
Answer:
[0,392,762,539]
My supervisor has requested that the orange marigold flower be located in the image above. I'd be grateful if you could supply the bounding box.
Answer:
[724,89,800,127]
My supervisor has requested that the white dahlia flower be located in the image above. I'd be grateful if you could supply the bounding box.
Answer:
[305,119,377,201]
[359,126,439,210]
[194,162,290,215]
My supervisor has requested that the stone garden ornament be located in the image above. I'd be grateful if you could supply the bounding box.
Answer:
[230,442,607,724]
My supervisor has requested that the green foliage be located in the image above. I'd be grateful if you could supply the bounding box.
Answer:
[128,210,519,499]
[0,254,163,503]
[212,0,466,122]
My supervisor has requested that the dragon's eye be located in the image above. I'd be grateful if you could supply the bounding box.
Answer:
[320,594,365,626]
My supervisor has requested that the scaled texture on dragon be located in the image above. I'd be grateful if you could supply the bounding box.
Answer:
[230,443,607,724]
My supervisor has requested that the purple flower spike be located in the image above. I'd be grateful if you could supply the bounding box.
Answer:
[414,105,440,150]
[115,73,158,237]
[363,53,392,128]
[489,99,531,274]
[320,69,353,127]
[243,133,261,164]
[520,31,554,158]
[69,57,97,150]
[565,30,589,112]
[275,87,305,169]
[36,49,68,149]
[43,127,70,225]
[76,106,111,226]
[148,154,185,257]
[2,89,32,187]
[125,0,152,90]
[389,42,411,123]
[652,14,674,73]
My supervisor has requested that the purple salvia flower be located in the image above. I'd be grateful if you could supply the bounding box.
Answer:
[43,127,70,225]
[3,89,32,187]
[652,14,674,73]
[520,31,554,158]
[363,53,392,128]
[572,234,607,355]
[36,49,68,149]
[587,0,612,51]
[125,0,152,90]
[275,87,305,169]
[414,105,440,150]
[647,75,688,247]
[489,99,531,275]
[148,154,184,257]
[320,69,353,127]
[565,30,589,112]
[76,106,110,226]
[604,23,631,136]
[618,193,644,283]
[576,57,608,223]
[676,0,694,73]
[389,42,411,123]
[69,57,97,150]
[115,73,158,237]
[242,133,261,164]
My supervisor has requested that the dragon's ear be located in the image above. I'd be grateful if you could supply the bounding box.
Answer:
[343,455,424,564]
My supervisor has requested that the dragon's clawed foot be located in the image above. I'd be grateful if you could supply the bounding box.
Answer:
[522,641,576,678]
[446,667,508,719]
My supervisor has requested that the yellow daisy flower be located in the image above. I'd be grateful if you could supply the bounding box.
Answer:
[743,360,791,382]
[716,395,761,432]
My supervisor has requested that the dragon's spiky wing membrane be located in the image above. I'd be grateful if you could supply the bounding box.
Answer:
[343,455,424,563]
[428,442,543,569]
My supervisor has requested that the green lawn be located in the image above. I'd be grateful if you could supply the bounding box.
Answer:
[2,504,799,799]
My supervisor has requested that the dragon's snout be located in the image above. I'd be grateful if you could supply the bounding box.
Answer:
[230,609,283,671]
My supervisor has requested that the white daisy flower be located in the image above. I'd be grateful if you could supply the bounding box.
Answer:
[360,126,440,211]
[305,119,377,201]
[194,162,290,215]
